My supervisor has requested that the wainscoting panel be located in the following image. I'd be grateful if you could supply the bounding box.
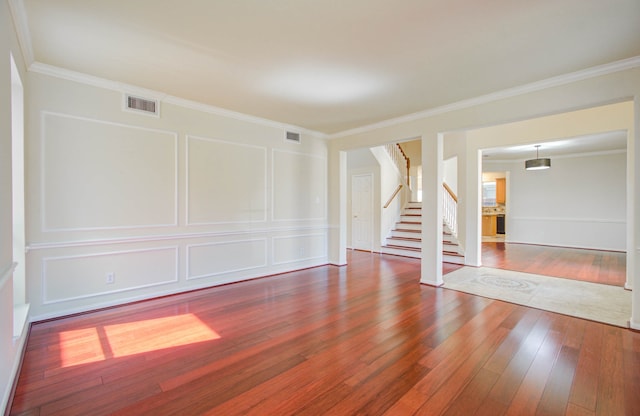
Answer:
[273,233,327,265]
[272,150,326,221]
[42,112,178,231]
[508,217,626,251]
[42,247,178,304]
[186,135,267,225]
[187,239,267,280]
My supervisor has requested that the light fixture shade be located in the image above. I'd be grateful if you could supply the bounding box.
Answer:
[525,158,551,170]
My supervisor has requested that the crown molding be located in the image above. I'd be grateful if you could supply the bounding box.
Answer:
[329,56,640,139]
[8,0,34,66]
[27,62,328,139]
[483,148,627,164]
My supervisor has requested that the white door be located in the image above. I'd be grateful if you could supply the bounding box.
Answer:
[352,173,373,251]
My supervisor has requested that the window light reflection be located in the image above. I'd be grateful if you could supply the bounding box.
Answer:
[58,313,220,368]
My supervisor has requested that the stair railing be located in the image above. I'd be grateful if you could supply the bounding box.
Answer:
[384,143,410,186]
[443,182,458,238]
[384,184,403,208]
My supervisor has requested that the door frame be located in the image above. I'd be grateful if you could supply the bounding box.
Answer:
[351,173,374,251]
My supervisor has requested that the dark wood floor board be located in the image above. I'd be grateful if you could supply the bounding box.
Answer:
[9,250,640,415]
[415,326,511,415]
[568,321,603,412]
[418,300,513,369]
[536,345,581,415]
[482,242,626,286]
[494,319,566,415]
[479,312,558,411]
[441,367,501,416]
[382,302,516,414]
[595,327,626,415]
[482,307,544,374]
[325,344,432,415]
[565,402,596,416]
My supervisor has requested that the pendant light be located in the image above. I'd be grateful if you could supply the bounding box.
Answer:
[525,145,551,170]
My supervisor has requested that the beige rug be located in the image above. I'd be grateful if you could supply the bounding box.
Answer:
[443,267,631,328]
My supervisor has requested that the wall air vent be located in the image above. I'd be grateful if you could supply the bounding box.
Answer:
[124,94,160,117]
[285,131,301,143]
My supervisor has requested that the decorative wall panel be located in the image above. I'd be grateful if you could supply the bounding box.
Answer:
[273,233,327,265]
[187,136,267,225]
[272,150,326,221]
[42,247,178,304]
[186,239,267,280]
[42,113,177,231]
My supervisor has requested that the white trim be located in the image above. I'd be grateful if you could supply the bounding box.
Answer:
[26,226,330,251]
[40,111,179,231]
[185,238,268,280]
[2,318,28,416]
[13,303,30,339]
[329,56,640,139]
[272,233,328,266]
[483,148,627,164]
[28,62,326,139]
[0,262,18,290]
[185,135,268,226]
[271,149,328,222]
[509,217,625,224]
[7,0,34,66]
[41,246,179,305]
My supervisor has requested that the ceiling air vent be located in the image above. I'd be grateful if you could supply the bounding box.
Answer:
[124,94,160,117]
[285,131,301,143]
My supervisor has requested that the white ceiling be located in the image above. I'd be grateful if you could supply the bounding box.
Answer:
[11,0,640,135]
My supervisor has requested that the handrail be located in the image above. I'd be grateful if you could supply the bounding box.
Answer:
[384,184,403,208]
[384,143,410,187]
[397,144,410,185]
[443,182,457,203]
[442,182,458,237]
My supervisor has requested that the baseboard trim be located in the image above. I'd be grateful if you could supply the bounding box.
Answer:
[3,322,31,416]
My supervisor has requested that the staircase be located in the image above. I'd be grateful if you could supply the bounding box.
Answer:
[381,201,465,264]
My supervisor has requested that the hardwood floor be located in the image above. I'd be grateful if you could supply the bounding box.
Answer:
[10,250,639,415]
[482,242,626,287]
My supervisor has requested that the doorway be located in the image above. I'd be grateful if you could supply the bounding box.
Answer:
[351,173,373,251]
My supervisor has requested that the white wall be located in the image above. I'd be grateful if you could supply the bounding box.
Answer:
[485,151,626,250]
[1,2,30,413]
[370,146,406,247]
[25,70,329,320]
[443,156,458,195]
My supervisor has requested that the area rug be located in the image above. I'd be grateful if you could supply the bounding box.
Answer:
[443,266,631,328]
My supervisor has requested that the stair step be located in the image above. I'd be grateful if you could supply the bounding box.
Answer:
[390,230,421,239]
[400,216,422,223]
[380,246,422,259]
[385,237,421,249]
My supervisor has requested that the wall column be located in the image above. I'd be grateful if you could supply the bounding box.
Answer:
[420,133,443,286]
[329,148,347,266]
[631,96,640,330]
[464,145,482,267]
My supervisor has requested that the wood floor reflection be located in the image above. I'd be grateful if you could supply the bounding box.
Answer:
[10,250,639,415]
[482,242,626,286]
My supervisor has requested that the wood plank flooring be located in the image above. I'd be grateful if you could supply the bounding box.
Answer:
[482,242,626,287]
[10,250,639,415]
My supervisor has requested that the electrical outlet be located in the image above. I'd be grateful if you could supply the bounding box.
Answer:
[105,272,115,285]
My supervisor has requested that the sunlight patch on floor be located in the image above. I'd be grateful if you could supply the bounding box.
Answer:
[58,313,220,368]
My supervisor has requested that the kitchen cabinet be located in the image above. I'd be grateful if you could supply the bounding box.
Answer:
[482,215,497,236]
[496,178,506,204]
